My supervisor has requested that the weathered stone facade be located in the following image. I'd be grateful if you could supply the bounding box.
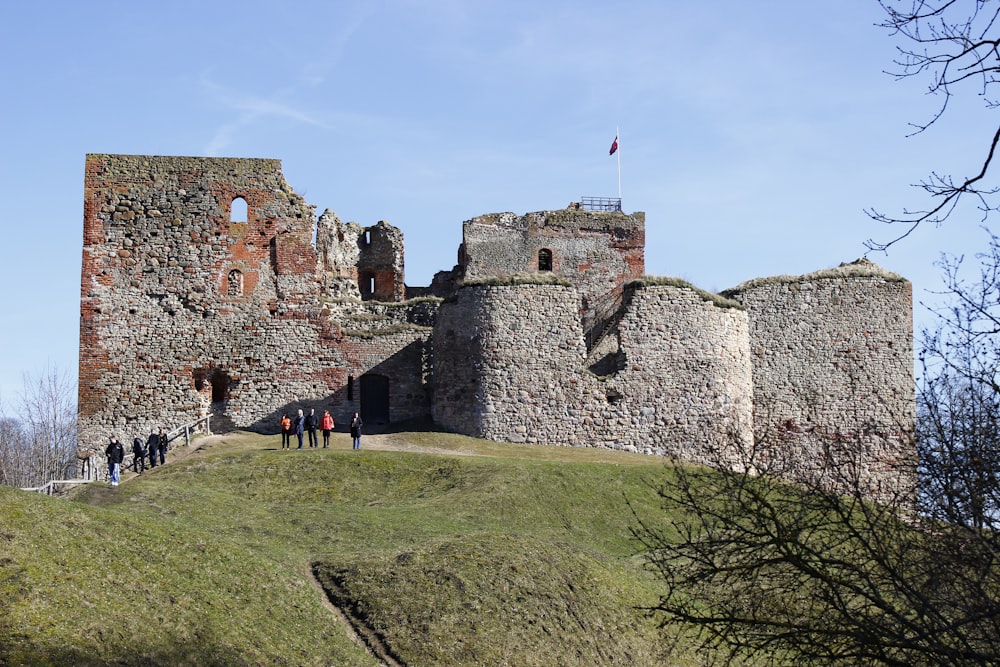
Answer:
[433,280,753,465]
[79,154,914,499]
[723,268,915,497]
[80,154,430,452]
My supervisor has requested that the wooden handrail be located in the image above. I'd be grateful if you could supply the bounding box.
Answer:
[19,414,212,494]
[19,479,92,496]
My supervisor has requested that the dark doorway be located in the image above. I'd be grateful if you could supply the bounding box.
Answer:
[538,248,553,271]
[193,367,236,433]
[210,371,229,403]
[360,374,390,425]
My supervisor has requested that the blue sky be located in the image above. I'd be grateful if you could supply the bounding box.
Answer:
[0,1,995,400]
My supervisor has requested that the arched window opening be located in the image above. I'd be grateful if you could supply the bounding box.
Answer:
[364,230,371,245]
[347,375,354,402]
[230,197,248,222]
[227,269,244,296]
[538,248,553,272]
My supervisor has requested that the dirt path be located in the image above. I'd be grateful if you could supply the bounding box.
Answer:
[168,431,479,461]
[306,566,404,667]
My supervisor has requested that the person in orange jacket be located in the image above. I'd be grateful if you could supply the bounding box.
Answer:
[280,413,292,449]
[321,410,335,448]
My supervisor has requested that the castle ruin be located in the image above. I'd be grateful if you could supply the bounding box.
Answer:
[79,154,914,498]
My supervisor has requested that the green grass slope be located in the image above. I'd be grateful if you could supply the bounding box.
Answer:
[1,431,690,666]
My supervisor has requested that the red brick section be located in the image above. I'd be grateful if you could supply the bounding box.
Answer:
[79,156,118,418]
[274,232,316,276]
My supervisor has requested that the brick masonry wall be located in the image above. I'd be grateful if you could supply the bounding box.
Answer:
[461,210,645,312]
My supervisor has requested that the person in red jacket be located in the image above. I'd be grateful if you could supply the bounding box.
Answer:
[280,413,292,449]
[321,410,335,448]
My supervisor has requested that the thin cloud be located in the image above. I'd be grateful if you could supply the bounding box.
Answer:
[298,4,374,87]
[200,75,330,127]
[199,74,331,154]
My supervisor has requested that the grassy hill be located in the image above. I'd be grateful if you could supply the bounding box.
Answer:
[0,430,696,666]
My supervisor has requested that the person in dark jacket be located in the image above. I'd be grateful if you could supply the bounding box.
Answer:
[106,437,125,486]
[132,436,147,473]
[350,412,363,450]
[294,409,305,449]
[305,408,318,448]
[147,431,159,468]
[157,428,168,465]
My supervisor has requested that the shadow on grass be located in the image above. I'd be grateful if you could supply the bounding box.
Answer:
[3,627,257,667]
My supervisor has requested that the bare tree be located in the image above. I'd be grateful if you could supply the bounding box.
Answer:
[866,0,1000,251]
[635,459,1000,665]
[0,366,78,488]
[917,233,1000,528]
[0,413,30,487]
[633,240,1000,666]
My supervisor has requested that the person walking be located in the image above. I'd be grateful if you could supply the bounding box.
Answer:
[131,436,147,474]
[157,428,168,465]
[350,412,363,450]
[146,430,159,468]
[305,408,318,448]
[280,413,291,449]
[106,437,125,487]
[147,430,159,468]
[321,409,334,448]
[294,409,305,449]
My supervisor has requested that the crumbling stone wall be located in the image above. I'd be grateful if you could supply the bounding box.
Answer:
[723,260,915,499]
[358,221,406,302]
[433,283,588,442]
[78,153,914,499]
[316,212,405,302]
[432,281,753,461]
[432,269,910,495]
[79,154,428,452]
[459,210,645,335]
[607,282,754,464]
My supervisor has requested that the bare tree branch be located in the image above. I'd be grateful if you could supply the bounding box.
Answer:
[866,1,1000,250]
[633,231,1000,665]
[0,365,78,488]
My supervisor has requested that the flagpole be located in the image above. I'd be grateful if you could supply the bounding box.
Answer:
[616,125,621,202]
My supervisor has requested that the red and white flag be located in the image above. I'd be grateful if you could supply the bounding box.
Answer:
[609,135,619,156]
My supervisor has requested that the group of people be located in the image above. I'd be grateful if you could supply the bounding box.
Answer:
[104,407,365,487]
[279,409,363,450]
[104,428,169,486]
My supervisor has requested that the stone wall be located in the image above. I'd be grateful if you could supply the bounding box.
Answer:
[78,153,914,500]
[432,283,588,442]
[432,281,753,462]
[724,260,915,499]
[459,210,645,334]
[607,282,753,464]
[79,154,429,451]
